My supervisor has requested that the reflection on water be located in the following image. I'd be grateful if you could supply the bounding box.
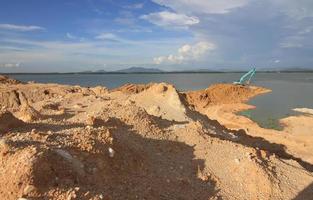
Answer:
[8,72,313,129]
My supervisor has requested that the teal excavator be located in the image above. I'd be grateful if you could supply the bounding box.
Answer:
[233,68,256,85]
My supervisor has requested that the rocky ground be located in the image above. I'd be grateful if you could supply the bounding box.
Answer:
[0,75,312,200]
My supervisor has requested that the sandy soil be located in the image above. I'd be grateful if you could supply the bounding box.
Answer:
[0,75,312,200]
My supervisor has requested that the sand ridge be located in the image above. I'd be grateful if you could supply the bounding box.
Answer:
[0,76,312,200]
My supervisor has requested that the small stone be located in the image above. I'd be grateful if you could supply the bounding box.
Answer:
[99,194,104,199]
[260,150,269,158]
[108,147,115,158]
[0,139,9,154]
[234,158,240,164]
[23,184,36,195]
[67,191,77,200]
[86,115,96,126]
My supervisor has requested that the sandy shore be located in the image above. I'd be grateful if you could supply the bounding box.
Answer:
[0,75,313,200]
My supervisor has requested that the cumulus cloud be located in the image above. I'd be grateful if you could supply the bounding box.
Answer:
[0,24,44,31]
[151,0,250,14]
[154,41,216,64]
[141,11,199,28]
[0,63,21,68]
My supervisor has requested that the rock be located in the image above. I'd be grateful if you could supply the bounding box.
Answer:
[0,139,9,153]
[90,86,108,96]
[17,104,41,122]
[54,149,85,176]
[23,184,36,195]
[86,115,96,126]
[108,147,115,158]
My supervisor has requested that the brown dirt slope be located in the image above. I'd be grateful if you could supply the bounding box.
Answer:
[186,83,270,109]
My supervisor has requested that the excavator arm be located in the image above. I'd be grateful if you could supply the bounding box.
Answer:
[233,68,256,85]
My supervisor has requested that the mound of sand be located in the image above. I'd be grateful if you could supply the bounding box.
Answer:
[90,86,108,97]
[0,75,21,84]
[130,83,190,122]
[0,77,313,200]
[0,110,25,133]
[186,84,270,109]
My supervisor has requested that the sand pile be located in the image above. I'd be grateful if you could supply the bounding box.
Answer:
[90,86,108,97]
[130,83,190,122]
[0,110,25,133]
[0,77,313,200]
[0,75,21,84]
[0,90,22,111]
[186,84,270,109]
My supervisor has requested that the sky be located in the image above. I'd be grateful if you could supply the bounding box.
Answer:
[0,0,313,72]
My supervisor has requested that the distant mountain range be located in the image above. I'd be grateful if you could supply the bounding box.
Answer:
[114,67,163,73]
[259,67,313,72]
[3,67,313,74]
[78,66,313,74]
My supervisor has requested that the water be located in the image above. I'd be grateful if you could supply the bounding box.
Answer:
[7,72,313,129]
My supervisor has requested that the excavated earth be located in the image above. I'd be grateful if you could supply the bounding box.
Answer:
[0,75,313,200]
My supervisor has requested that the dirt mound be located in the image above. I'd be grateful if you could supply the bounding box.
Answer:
[0,90,21,111]
[90,86,108,96]
[130,83,190,122]
[0,124,216,200]
[16,104,41,122]
[0,81,312,200]
[0,75,21,84]
[0,110,25,133]
[186,83,269,109]
[112,83,153,94]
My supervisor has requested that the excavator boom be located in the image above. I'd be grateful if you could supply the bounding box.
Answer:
[233,68,256,85]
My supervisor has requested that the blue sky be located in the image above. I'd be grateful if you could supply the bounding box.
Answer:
[0,0,313,72]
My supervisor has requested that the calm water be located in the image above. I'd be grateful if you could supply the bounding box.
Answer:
[7,73,313,129]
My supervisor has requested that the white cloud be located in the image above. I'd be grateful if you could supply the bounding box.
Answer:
[154,41,216,64]
[0,36,195,72]
[151,0,250,14]
[66,33,76,39]
[124,3,144,9]
[272,0,313,19]
[0,24,44,31]
[141,11,199,28]
[0,63,21,68]
[280,38,304,48]
[95,33,119,40]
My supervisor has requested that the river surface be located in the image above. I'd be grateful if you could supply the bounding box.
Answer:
[7,72,313,129]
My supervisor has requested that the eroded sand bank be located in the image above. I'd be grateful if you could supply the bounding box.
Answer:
[0,75,312,200]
